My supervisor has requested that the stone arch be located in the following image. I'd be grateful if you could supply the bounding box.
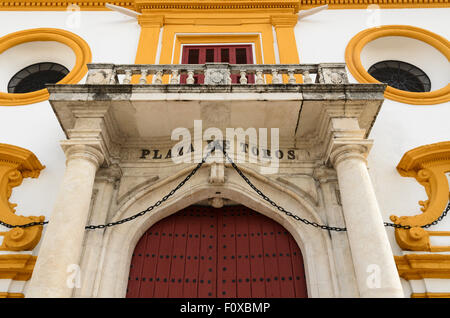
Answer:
[93,166,338,297]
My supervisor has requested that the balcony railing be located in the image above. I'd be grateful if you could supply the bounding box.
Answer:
[85,63,350,86]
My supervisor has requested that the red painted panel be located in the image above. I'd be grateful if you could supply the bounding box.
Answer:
[181,45,254,84]
[168,212,188,297]
[248,210,266,297]
[127,205,307,298]
[288,234,308,297]
[183,210,201,297]
[136,221,163,297]
[235,207,252,298]
[274,224,296,297]
[217,207,237,298]
[153,217,175,297]
[197,207,217,298]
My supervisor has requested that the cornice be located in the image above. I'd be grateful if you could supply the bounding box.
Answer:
[395,254,450,280]
[396,141,450,176]
[0,143,45,177]
[0,0,448,11]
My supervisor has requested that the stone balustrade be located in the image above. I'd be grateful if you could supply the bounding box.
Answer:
[85,63,349,85]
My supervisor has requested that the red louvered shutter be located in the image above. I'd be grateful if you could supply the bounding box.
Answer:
[180,45,255,84]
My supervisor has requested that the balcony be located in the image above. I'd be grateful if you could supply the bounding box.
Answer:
[48,62,386,164]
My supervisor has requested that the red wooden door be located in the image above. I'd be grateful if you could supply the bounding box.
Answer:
[181,45,255,84]
[126,205,307,298]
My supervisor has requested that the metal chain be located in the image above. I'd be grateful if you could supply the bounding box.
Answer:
[0,220,48,229]
[0,146,448,233]
[221,149,347,232]
[223,148,450,232]
[84,151,212,230]
[383,202,450,230]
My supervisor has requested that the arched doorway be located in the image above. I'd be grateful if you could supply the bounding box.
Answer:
[126,205,307,298]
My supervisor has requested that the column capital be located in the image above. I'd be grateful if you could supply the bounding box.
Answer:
[329,142,372,168]
[61,144,105,169]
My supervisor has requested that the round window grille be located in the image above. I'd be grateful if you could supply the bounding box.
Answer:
[7,62,69,94]
[368,60,431,93]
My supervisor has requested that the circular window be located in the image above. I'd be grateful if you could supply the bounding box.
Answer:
[345,25,450,105]
[7,62,70,94]
[368,60,431,93]
[0,28,92,106]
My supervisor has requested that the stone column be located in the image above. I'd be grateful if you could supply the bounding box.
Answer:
[27,144,104,298]
[330,144,404,298]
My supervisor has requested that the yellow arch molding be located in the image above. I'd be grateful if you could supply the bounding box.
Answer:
[0,143,45,251]
[345,25,450,105]
[390,141,450,251]
[0,28,92,106]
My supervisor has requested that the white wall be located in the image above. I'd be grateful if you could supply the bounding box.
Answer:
[0,11,141,249]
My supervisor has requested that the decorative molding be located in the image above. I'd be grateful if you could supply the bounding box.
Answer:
[135,0,301,12]
[390,141,450,251]
[0,28,92,106]
[63,144,105,169]
[0,144,45,251]
[345,25,450,105]
[0,0,448,11]
[0,292,24,298]
[411,293,450,298]
[0,1,134,10]
[0,254,37,280]
[209,162,225,184]
[328,143,371,168]
[299,0,450,9]
[395,254,450,280]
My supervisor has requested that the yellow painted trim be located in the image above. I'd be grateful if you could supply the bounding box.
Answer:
[411,293,450,298]
[390,141,450,251]
[0,1,134,10]
[0,143,45,251]
[0,28,92,106]
[0,0,448,11]
[0,254,36,281]
[0,292,24,298]
[345,25,450,105]
[395,254,450,280]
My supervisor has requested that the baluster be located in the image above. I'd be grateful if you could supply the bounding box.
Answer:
[239,70,248,84]
[139,69,148,84]
[186,70,195,84]
[170,70,180,84]
[154,70,163,84]
[271,69,280,84]
[302,70,313,84]
[123,70,132,84]
[288,70,296,84]
[109,73,117,84]
[255,70,264,84]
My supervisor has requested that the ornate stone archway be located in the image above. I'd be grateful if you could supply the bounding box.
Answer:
[85,164,340,298]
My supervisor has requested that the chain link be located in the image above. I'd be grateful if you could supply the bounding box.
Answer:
[383,201,450,230]
[221,150,348,232]
[84,151,211,230]
[0,146,448,233]
[0,220,49,229]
